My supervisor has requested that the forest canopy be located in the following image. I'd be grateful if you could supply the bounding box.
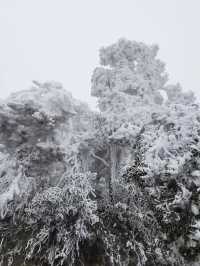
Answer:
[0,39,200,266]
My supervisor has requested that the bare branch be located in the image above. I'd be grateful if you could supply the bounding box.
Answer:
[90,151,109,168]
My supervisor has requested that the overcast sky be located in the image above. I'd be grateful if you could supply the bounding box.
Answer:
[0,0,200,108]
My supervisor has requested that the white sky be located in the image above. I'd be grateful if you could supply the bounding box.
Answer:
[0,0,200,108]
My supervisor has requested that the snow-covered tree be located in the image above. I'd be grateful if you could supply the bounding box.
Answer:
[91,39,198,201]
[0,81,99,266]
[1,39,200,266]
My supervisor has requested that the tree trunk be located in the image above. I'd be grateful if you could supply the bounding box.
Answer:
[109,143,118,203]
[82,150,90,172]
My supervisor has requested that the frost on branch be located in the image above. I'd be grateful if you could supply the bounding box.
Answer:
[0,81,76,218]
[1,40,200,265]
[24,172,98,266]
[0,81,99,265]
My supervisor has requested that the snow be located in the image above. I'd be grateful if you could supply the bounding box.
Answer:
[0,171,20,218]
[0,39,200,265]
[7,81,76,118]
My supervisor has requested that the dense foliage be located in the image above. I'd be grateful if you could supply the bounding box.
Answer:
[0,40,200,265]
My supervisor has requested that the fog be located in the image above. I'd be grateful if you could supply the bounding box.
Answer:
[0,0,200,108]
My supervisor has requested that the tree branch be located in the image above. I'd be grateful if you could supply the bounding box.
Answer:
[90,151,109,168]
